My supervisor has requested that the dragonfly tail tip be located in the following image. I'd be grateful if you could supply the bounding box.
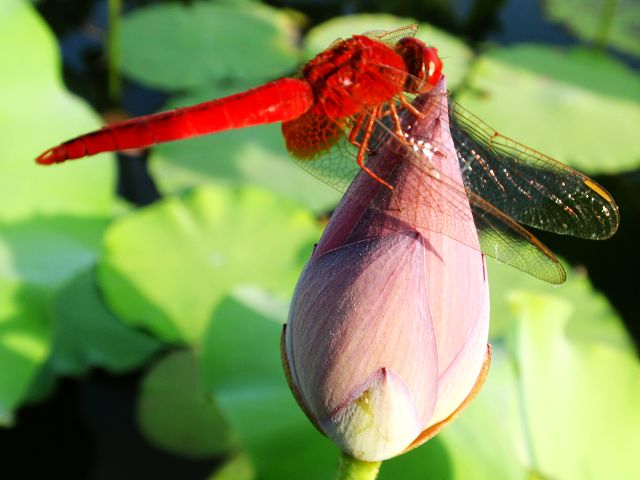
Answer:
[35,148,63,165]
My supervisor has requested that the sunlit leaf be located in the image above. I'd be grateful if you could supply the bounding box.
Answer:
[120,2,301,90]
[0,1,114,417]
[487,257,632,346]
[0,279,50,427]
[208,450,255,480]
[542,0,640,57]
[0,214,108,421]
[0,216,107,288]
[433,346,530,480]
[457,45,640,174]
[506,289,639,478]
[98,185,320,343]
[138,350,233,458]
[433,261,640,479]
[0,0,114,222]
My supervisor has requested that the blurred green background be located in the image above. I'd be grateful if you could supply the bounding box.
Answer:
[0,0,639,478]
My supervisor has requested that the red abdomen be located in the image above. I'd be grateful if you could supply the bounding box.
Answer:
[36,78,314,165]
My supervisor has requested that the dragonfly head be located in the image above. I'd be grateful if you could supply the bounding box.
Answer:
[395,38,443,93]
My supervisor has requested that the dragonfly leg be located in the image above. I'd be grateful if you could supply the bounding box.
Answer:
[356,106,394,191]
[386,101,405,138]
[399,93,425,119]
[348,113,367,148]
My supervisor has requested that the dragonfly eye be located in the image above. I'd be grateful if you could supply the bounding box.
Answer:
[395,38,443,93]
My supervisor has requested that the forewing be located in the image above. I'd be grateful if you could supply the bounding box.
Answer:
[289,129,360,193]
[448,100,619,240]
[469,196,565,284]
[289,89,566,283]
[365,108,566,284]
[364,24,418,44]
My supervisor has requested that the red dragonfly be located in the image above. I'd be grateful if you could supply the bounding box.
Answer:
[36,25,618,284]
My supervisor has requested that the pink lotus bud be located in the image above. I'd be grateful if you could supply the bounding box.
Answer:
[282,78,491,462]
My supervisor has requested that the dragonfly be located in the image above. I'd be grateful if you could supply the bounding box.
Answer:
[35,25,619,284]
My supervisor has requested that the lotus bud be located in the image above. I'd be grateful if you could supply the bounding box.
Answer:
[282,77,491,462]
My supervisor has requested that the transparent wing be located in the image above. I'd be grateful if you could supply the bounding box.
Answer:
[363,24,418,44]
[448,100,619,240]
[291,90,567,283]
[366,102,567,284]
[469,197,565,284]
[330,24,417,50]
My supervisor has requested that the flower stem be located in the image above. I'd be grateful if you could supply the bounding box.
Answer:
[335,453,382,480]
[595,0,617,50]
[107,0,123,102]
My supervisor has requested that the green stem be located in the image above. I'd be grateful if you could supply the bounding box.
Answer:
[335,452,382,480]
[595,0,617,50]
[107,0,123,102]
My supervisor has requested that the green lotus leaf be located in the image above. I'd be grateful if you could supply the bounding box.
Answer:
[438,259,639,479]
[383,259,639,479]
[542,0,640,57]
[0,214,108,420]
[0,1,114,418]
[50,267,162,376]
[208,450,255,480]
[457,45,640,174]
[201,295,336,479]
[98,185,320,343]
[137,350,233,458]
[0,0,114,222]
[120,1,301,90]
[0,278,50,427]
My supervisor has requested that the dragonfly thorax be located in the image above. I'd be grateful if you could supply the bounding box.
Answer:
[301,35,408,120]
